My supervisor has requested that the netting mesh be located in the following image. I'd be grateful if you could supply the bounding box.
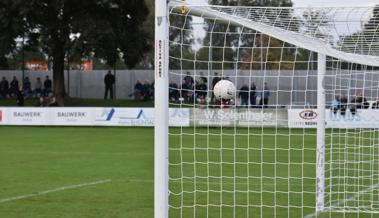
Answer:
[166,3,379,218]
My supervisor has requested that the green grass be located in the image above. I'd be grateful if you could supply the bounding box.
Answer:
[0,98,154,107]
[0,127,154,218]
[0,127,378,218]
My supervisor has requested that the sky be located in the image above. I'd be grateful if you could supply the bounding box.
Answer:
[186,0,379,7]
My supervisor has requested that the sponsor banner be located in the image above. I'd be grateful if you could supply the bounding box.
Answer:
[0,108,6,124]
[192,108,288,127]
[288,109,319,128]
[288,109,379,128]
[50,108,95,126]
[95,108,189,127]
[0,107,189,127]
[0,107,48,125]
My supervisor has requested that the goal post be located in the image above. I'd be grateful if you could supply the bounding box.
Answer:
[154,0,169,218]
[155,1,379,218]
[316,53,326,213]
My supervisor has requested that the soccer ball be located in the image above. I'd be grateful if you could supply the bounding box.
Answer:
[213,80,236,100]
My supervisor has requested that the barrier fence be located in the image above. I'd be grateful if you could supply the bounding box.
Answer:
[0,107,378,128]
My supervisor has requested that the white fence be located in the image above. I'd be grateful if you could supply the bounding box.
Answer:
[1,107,378,128]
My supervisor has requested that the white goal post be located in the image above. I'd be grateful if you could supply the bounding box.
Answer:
[155,1,379,218]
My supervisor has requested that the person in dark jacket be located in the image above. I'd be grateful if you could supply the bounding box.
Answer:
[250,81,257,107]
[10,76,19,97]
[43,76,52,97]
[16,85,24,106]
[0,77,9,99]
[104,70,115,99]
[239,84,249,106]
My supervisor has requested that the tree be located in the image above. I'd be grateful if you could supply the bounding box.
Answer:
[0,0,149,103]
[204,0,295,70]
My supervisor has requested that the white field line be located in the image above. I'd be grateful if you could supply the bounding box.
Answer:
[304,181,379,218]
[0,179,111,204]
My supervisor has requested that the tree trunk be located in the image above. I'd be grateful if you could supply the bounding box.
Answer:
[52,47,66,105]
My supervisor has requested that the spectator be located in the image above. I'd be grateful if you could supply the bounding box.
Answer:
[339,95,348,115]
[351,91,368,109]
[250,81,256,106]
[23,77,32,97]
[184,72,194,87]
[9,76,19,97]
[16,85,24,106]
[195,77,207,102]
[262,82,271,108]
[104,70,115,99]
[0,77,9,99]
[48,96,59,107]
[169,80,179,102]
[373,98,379,109]
[332,95,340,114]
[142,80,152,101]
[239,84,249,106]
[43,76,52,97]
[34,77,43,97]
[199,72,208,85]
[35,96,46,107]
[131,80,143,100]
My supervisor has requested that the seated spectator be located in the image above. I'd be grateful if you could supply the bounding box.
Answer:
[9,76,19,97]
[339,95,348,115]
[43,76,52,97]
[35,96,46,107]
[239,84,249,106]
[34,77,43,97]
[195,77,207,102]
[48,96,59,107]
[0,77,9,99]
[169,80,179,102]
[351,91,368,109]
[133,80,143,100]
[331,95,340,114]
[141,80,152,101]
[23,77,32,97]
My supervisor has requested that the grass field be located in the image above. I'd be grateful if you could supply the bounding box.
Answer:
[0,127,154,218]
[0,127,378,218]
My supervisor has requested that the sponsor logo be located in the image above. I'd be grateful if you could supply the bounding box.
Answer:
[299,110,317,120]
[203,109,274,121]
[0,110,2,122]
[13,112,42,117]
[57,112,87,118]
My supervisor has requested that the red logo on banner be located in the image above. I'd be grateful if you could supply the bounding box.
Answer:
[0,110,2,122]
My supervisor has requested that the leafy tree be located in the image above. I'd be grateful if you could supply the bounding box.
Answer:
[204,0,295,70]
[0,0,149,102]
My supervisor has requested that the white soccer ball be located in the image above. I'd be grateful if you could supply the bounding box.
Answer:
[213,80,236,100]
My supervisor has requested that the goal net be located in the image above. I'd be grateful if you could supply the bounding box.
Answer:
[155,1,379,218]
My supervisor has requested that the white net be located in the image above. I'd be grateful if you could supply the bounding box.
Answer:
[166,2,379,218]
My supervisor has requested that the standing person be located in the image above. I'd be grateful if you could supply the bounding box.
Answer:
[104,70,115,99]
[10,76,19,97]
[262,82,271,108]
[23,77,32,97]
[34,77,43,97]
[250,81,256,107]
[0,77,9,99]
[43,76,52,97]
[239,84,249,106]
[16,85,24,106]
